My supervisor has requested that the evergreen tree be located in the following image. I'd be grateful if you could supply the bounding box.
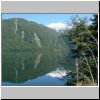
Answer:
[66,15,98,86]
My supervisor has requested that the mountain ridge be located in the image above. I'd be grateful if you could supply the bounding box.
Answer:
[2,18,69,51]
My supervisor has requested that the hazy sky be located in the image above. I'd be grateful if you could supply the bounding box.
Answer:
[2,14,93,26]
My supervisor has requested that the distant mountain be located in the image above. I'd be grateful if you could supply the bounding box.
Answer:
[2,18,69,51]
[46,22,72,33]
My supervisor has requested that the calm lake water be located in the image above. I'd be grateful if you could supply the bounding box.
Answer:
[2,50,75,86]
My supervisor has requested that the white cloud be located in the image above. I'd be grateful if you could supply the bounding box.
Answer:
[46,22,72,32]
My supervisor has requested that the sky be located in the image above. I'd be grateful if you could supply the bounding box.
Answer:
[2,14,93,25]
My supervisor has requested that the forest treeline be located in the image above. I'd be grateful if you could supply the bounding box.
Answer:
[65,15,98,86]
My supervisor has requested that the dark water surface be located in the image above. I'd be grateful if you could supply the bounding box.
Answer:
[2,50,75,86]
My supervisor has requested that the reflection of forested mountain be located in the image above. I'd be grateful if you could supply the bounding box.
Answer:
[2,51,75,83]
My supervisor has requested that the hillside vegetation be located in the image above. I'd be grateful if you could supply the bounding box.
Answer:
[2,18,69,51]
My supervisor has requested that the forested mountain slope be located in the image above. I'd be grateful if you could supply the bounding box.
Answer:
[2,18,69,51]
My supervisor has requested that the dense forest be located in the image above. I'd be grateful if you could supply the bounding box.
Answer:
[2,18,68,51]
[65,15,98,86]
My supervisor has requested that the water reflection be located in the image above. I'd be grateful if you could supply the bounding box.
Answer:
[33,53,42,69]
[47,68,67,79]
[2,50,75,86]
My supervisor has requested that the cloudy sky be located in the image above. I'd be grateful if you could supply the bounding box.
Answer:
[2,14,93,30]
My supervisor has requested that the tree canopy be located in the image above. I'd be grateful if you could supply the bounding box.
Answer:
[66,15,98,86]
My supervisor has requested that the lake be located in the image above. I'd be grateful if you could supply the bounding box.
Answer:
[2,50,75,86]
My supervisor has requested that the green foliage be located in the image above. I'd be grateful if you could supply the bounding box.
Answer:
[66,15,98,86]
[2,18,69,51]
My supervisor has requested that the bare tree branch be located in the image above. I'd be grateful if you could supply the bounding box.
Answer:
[84,44,98,68]
[82,51,95,84]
